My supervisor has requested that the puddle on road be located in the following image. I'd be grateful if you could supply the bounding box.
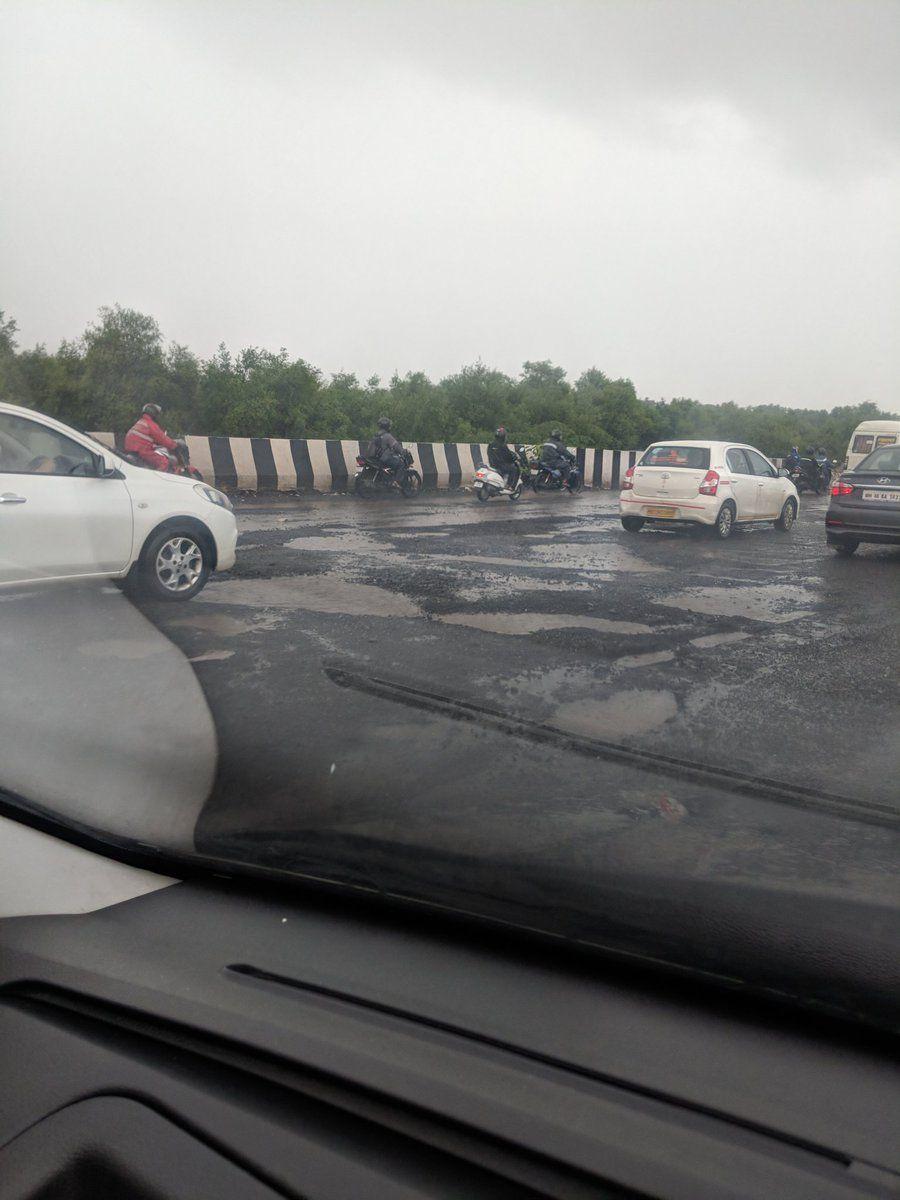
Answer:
[503,663,596,701]
[200,575,422,619]
[551,689,678,738]
[659,584,818,624]
[238,513,310,533]
[168,612,279,637]
[285,532,386,555]
[613,649,676,670]
[528,541,663,574]
[689,631,752,649]
[456,572,593,602]
[436,612,654,636]
[390,531,452,539]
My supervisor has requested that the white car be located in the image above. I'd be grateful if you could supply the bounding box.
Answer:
[0,401,237,599]
[619,440,799,539]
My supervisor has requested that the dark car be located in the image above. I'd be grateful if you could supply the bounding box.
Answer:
[826,443,900,555]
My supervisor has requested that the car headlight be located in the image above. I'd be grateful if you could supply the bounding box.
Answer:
[194,483,233,510]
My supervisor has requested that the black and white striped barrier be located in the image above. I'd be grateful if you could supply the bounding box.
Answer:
[91,434,639,493]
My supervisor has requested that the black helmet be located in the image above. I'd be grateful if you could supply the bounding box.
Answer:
[377,416,392,431]
[551,429,562,441]
[142,403,162,419]
[494,426,507,442]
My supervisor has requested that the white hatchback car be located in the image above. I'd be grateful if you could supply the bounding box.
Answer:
[0,401,237,599]
[619,440,799,539]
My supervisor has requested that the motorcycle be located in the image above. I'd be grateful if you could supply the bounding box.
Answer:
[122,436,203,480]
[354,447,422,498]
[786,456,831,496]
[472,461,523,501]
[528,453,583,494]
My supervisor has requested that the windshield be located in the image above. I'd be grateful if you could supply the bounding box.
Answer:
[856,445,900,473]
[1,0,898,1028]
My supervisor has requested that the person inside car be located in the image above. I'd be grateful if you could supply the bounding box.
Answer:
[124,403,178,471]
[487,426,520,491]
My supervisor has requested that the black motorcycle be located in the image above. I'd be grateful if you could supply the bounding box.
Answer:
[528,455,583,494]
[786,456,831,496]
[354,448,422,498]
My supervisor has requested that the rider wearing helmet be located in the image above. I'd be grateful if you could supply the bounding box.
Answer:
[368,416,403,481]
[785,445,801,468]
[123,403,178,470]
[487,426,520,491]
[540,429,575,478]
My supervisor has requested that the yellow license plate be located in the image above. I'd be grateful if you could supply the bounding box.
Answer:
[646,506,677,517]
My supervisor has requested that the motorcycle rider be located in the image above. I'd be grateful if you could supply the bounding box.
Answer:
[785,445,801,469]
[368,416,404,483]
[124,402,178,471]
[540,429,576,481]
[487,426,520,491]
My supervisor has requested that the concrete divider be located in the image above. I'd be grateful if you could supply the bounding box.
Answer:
[91,433,639,493]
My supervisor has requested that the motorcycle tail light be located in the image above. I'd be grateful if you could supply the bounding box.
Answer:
[831,481,853,496]
[621,466,634,491]
[356,456,365,466]
[699,470,720,496]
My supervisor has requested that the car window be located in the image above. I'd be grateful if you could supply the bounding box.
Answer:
[851,434,874,455]
[0,412,97,476]
[745,448,777,478]
[856,445,900,473]
[725,448,752,474]
[640,445,710,469]
[874,435,897,449]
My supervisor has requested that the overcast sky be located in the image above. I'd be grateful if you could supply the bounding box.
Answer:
[2,0,898,407]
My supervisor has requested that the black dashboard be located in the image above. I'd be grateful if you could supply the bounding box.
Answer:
[1,878,898,1199]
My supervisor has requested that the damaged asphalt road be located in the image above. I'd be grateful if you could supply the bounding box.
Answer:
[133,490,899,898]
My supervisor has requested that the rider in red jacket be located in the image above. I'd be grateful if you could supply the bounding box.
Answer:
[124,403,178,470]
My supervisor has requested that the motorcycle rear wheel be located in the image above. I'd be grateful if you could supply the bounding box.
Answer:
[354,474,376,499]
[475,487,490,502]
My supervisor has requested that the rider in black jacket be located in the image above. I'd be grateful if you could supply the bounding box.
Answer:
[368,416,403,480]
[540,430,575,479]
[487,427,520,490]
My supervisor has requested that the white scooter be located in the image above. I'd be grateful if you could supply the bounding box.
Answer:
[472,463,522,502]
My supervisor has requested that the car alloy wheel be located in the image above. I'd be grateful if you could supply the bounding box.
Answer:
[156,536,204,593]
[715,504,734,538]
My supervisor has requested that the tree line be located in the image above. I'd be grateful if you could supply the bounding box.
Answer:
[1,305,894,459]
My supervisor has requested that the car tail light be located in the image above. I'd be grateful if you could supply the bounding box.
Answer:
[621,466,634,491]
[356,456,365,466]
[831,481,853,496]
[698,470,719,496]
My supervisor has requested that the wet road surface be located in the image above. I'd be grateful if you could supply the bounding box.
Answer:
[122,489,900,894]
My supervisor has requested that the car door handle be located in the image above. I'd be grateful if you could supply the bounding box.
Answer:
[0,493,27,504]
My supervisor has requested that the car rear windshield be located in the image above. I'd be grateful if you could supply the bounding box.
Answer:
[640,445,710,469]
[855,445,900,473]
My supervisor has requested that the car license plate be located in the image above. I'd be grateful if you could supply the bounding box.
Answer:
[646,506,677,517]
[862,489,896,502]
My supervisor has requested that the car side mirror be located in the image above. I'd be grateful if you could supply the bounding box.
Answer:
[777,467,790,478]
[95,453,123,479]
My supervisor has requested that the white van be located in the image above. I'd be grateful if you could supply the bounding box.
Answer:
[844,419,900,472]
